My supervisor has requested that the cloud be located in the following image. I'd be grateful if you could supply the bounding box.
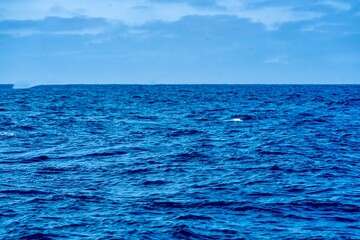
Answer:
[0,0,323,31]
[150,0,218,7]
[301,22,344,33]
[230,6,323,30]
[321,0,351,11]
[301,20,360,36]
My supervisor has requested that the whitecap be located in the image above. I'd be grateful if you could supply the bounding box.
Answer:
[230,118,243,122]
[225,118,243,122]
[0,132,15,137]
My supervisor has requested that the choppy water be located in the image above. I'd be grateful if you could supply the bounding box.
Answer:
[1,85,360,239]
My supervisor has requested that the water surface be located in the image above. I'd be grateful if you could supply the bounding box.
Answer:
[1,85,359,239]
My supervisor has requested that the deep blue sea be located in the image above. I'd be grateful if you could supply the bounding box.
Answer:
[1,85,360,239]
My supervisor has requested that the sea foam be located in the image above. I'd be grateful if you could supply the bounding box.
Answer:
[0,132,15,137]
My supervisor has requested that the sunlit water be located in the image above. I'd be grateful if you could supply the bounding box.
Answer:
[1,85,359,239]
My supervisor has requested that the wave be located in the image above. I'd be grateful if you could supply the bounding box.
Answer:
[227,118,243,122]
[20,155,50,164]
[0,132,15,137]
[168,129,203,137]
[85,150,127,157]
[2,85,360,239]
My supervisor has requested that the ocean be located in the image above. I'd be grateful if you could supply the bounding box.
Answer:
[1,84,359,239]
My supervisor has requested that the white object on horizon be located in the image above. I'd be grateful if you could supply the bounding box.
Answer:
[13,82,33,89]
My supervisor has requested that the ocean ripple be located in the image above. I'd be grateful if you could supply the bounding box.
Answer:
[0,84,359,239]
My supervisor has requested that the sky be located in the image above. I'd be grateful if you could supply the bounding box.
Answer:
[0,0,359,86]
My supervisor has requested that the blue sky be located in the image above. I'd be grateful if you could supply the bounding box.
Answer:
[0,0,359,86]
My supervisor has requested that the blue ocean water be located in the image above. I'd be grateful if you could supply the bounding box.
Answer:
[0,84,359,239]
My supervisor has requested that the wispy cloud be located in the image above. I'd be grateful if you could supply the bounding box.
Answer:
[230,6,323,30]
[301,21,360,36]
[321,0,351,11]
[301,22,344,32]
[0,0,323,31]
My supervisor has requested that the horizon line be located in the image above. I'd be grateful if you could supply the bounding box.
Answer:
[1,83,360,89]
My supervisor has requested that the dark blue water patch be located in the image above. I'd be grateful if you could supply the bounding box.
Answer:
[133,115,159,121]
[331,216,358,223]
[287,200,360,213]
[19,233,64,240]
[0,209,17,218]
[85,150,127,157]
[36,167,72,175]
[176,214,213,220]
[167,129,204,137]
[0,189,50,195]
[172,225,216,239]
[53,194,109,203]
[19,155,50,164]
[122,168,151,175]
[142,180,167,186]
[0,85,360,239]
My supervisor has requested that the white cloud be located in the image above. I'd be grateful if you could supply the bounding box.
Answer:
[0,0,323,30]
[232,7,323,30]
[301,22,343,32]
[0,0,217,23]
[321,0,351,11]
[301,22,359,36]
[215,0,323,30]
